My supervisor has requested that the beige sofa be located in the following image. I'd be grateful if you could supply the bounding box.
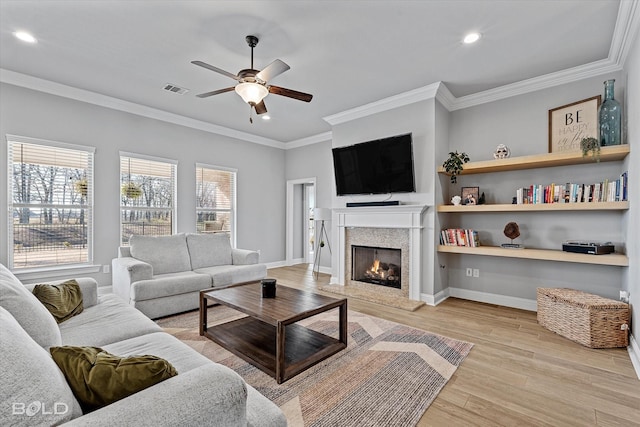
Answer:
[112,233,266,319]
[0,263,286,426]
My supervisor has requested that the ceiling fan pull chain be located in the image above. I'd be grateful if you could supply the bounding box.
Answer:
[249,105,254,124]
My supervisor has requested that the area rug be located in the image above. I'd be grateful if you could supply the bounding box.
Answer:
[157,306,473,427]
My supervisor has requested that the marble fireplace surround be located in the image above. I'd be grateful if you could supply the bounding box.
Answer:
[331,205,428,305]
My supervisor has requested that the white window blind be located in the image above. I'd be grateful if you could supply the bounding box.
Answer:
[120,154,176,245]
[196,164,236,243]
[7,136,94,270]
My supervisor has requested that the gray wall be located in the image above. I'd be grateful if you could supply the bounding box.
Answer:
[285,140,333,268]
[0,83,287,285]
[622,26,639,350]
[444,72,627,302]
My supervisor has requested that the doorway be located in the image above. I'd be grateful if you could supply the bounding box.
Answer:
[286,178,316,265]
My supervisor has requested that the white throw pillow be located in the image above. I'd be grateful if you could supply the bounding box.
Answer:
[0,307,82,426]
[0,264,61,348]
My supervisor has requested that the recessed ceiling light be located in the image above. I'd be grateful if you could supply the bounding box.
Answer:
[14,31,37,44]
[463,33,481,44]
[261,115,271,121]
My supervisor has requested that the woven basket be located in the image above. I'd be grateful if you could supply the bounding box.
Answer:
[537,288,629,348]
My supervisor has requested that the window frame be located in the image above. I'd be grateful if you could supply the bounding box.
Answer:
[195,163,237,247]
[119,151,178,246]
[7,134,95,272]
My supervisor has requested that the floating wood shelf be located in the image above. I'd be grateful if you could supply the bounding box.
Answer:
[437,245,628,267]
[437,145,630,175]
[437,201,629,212]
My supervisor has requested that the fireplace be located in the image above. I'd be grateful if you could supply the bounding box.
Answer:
[351,245,401,289]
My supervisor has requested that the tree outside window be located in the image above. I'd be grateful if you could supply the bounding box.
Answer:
[196,164,236,244]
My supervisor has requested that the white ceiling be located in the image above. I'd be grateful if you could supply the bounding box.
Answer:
[0,0,633,144]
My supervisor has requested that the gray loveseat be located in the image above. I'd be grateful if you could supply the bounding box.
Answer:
[0,263,286,426]
[112,233,267,318]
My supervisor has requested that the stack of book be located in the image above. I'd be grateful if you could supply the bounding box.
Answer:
[515,171,628,204]
[440,229,480,247]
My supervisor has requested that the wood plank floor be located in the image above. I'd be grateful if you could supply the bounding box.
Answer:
[267,264,640,427]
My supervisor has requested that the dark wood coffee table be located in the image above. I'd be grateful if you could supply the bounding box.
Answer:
[199,282,347,384]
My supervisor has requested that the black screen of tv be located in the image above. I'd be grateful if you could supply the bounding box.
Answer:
[332,133,416,196]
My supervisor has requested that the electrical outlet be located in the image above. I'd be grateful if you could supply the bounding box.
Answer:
[102,265,110,274]
[473,268,480,278]
[466,268,472,277]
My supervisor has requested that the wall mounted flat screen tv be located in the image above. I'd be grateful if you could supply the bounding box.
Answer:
[332,133,416,196]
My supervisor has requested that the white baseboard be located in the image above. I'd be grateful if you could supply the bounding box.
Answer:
[628,334,640,379]
[265,260,287,269]
[448,287,537,311]
[422,288,450,306]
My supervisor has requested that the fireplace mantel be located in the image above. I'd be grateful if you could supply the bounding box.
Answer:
[332,204,428,301]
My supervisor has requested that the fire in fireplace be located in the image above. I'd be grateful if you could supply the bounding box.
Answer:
[351,245,401,289]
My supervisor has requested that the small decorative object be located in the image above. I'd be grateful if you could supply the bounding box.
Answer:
[261,278,276,298]
[461,187,479,206]
[121,182,143,199]
[548,96,600,153]
[479,192,486,205]
[451,195,462,206]
[599,79,621,146]
[501,222,523,249]
[442,151,470,184]
[493,144,510,159]
[580,137,601,162]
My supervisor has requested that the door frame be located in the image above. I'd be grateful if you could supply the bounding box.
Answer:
[286,177,316,265]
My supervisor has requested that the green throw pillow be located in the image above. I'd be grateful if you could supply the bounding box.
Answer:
[32,280,84,323]
[50,346,178,412]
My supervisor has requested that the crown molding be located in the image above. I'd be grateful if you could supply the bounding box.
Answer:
[0,69,285,150]
[286,131,332,149]
[323,82,441,126]
[615,0,640,67]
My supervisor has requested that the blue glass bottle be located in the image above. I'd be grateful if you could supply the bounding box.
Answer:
[599,79,621,146]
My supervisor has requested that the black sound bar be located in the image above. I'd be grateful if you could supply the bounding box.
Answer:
[346,201,400,207]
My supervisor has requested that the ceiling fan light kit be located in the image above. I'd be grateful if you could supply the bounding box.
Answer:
[192,34,312,123]
[235,82,268,105]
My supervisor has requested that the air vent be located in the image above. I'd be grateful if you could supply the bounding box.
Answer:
[163,84,189,95]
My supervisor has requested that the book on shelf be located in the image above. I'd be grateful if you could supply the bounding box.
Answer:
[514,171,628,204]
[440,229,480,247]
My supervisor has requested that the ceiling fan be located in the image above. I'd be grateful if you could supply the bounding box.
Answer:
[192,35,313,122]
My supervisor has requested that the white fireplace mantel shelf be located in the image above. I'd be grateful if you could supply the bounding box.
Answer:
[333,204,429,302]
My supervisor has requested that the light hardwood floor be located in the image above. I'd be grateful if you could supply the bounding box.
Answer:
[267,264,640,427]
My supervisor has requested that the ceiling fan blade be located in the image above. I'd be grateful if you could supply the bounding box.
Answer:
[254,100,268,115]
[268,85,313,102]
[191,60,240,81]
[256,59,290,82]
[196,87,235,98]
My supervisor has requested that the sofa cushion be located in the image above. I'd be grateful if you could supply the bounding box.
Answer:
[50,346,177,412]
[129,233,191,275]
[32,280,84,323]
[130,271,212,302]
[103,332,210,373]
[194,264,267,287]
[59,294,162,347]
[0,307,82,426]
[187,233,232,269]
[0,263,62,348]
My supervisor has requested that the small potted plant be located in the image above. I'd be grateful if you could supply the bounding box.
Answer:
[580,137,600,162]
[442,151,470,183]
[121,182,143,199]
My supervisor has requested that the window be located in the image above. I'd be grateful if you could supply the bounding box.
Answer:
[120,153,176,245]
[8,135,94,270]
[196,164,236,244]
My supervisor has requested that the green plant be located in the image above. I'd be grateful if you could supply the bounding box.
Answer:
[442,151,470,183]
[74,179,88,197]
[121,182,143,199]
[580,137,600,162]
